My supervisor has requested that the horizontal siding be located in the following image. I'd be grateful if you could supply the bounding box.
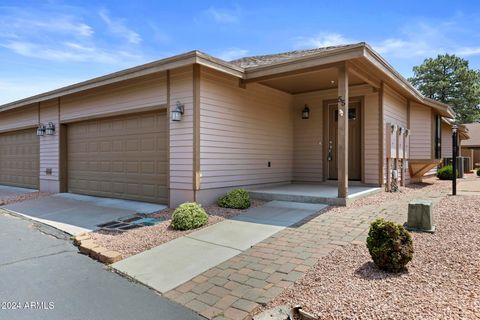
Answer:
[441,122,453,159]
[169,66,194,190]
[61,72,167,122]
[0,105,37,132]
[364,94,380,184]
[409,102,432,160]
[383,85,408,183]
[199,67,293,189]
[293,85,379,184]
[39,99,60,181]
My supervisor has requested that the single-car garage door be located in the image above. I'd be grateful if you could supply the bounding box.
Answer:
[67,110,168,204]
[0,128,39,189]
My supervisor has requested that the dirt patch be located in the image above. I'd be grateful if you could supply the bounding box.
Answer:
[90,199,266,258]
[266,192,480,319]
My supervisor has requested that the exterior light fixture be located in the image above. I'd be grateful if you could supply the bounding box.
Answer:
[301,105,310,119]
[171,101,184,121]
[337,96,346,107]
[404,129,410,136]
[36,123,46,136]
[45,122,55,135]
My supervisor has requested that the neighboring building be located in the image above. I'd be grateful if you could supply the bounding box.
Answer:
[0,43,456,206]
[461,122,480,170]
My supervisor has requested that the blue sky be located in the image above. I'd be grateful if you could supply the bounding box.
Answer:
[1,0,480,104]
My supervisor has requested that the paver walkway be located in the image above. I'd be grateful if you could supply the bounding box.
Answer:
[113,201,326,293]
[164,184,448,320]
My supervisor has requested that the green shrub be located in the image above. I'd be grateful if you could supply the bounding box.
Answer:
[477,168,480,176]
[171,202,208,230]
[437,165,456,180]
[217,188,251,209]
[366,218,414,272]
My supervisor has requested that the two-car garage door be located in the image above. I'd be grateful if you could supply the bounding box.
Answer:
[0,129,39,189]
[67,110,168,204]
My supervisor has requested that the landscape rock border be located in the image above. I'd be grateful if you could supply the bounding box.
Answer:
[74,233,122,264]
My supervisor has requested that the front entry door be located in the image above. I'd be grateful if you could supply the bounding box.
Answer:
[327,101,362,180]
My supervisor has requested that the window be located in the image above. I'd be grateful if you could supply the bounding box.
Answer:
[434,115,442,159]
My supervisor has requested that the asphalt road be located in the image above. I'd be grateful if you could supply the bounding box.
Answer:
[0,212,203,320]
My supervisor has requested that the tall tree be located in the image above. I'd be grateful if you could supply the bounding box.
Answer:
[408,54,480,123]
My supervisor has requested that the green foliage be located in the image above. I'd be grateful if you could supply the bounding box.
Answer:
[217,188,251,209]
[171,202,208,230]
[437,165,457,180]
[408,54,480,124]
[366,218,414,272]
[477,168,480,177]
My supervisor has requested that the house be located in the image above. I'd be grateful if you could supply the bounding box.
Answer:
[0,43,457,207]
[461,122,480,171]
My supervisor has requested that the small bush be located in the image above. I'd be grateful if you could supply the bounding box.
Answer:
[366,218,414,272]
[477,168,480,176]
[171,202,208,230]
[437,165,456,180]
[217,188,251,209]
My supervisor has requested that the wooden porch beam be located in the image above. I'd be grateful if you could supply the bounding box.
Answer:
[338,64,349,198]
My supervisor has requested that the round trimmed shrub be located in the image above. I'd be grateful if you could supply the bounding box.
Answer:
[437,165,455,180]
[217,188,251,209]
[476,168,480,176]
[366,218,414,272]
[171,202,208,230]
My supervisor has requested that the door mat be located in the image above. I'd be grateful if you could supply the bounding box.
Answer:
[96,215,164,232]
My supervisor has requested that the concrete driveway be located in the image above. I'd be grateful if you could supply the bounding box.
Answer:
[3,193,166,236]
[0,185,36,201]
[0,210,201,320]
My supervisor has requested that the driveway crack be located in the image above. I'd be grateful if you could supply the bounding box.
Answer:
[0,250,71,268]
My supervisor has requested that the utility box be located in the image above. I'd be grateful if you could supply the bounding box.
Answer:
[406,200,435,233]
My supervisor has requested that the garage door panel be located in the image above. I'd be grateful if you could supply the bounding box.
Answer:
[68,110,168,203]
[0,129,39,189]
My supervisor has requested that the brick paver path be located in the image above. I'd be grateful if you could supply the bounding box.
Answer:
[165,184,448,320]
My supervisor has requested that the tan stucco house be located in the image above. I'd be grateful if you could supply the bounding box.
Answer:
[0,43,457,206]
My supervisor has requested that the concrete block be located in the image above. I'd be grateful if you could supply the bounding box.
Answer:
[78,239,99,255]
[73,234,90,246]
[89,246,109,260]
[98,251,122,264]
[406,200,435,232]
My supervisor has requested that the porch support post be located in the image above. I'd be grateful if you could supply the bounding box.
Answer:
[337,64,349,198]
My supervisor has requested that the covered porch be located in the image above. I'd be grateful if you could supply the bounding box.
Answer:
[250,182,381,206]
[242,55,383,205]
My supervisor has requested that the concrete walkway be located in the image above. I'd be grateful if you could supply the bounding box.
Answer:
[164,184,448,320]
[458,177,480,195]
[4,193,166,236]
[112,201,326,294]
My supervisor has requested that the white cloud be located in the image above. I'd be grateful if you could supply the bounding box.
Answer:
[99,9,141,44]
[294,32,356,49]
[455,47,480,56]
[217,48,248,61]
[206,6,240,24]
[1,40,143,64]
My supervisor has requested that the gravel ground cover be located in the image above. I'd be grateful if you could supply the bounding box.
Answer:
[266,185,480,319]
[0,191,51,206]
[90,200,266,258]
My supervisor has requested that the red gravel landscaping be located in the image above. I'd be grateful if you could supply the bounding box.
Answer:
[266,191,480,320]
[90,199,266,259]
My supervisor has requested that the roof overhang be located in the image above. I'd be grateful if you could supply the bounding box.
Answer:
[0,43,456,119]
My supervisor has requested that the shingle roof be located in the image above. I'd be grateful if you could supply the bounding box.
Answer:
[229,43,363,68]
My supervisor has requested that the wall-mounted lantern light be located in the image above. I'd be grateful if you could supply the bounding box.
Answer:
[45,122,56,135]
[302,105,310,119]
[36,123,46,136]
[171,101,185,121]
